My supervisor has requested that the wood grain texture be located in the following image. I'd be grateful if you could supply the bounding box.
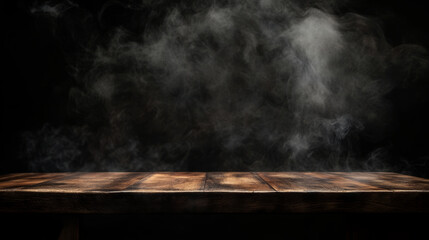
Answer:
[257,172,388,192]
[0,173,67,189]
[13,172,150,192]
[0,172,428,213]
[205,172,274,192]
[126,172,205,192]
[330,172,429,191]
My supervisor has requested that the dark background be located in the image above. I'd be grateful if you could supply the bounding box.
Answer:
[2,0,429,176]
[2,213,427,240]
[1,1,429,239]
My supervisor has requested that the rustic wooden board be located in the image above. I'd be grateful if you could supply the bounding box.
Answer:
[205,172,274,192]
[0,173,67,189]
[0,172,428,213]
[257,172,387,192]
[15,172,150,192]
[330,172,429,191]
[126,172,205,192]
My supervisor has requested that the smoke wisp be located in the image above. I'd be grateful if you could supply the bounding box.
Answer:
[22,0,429,172]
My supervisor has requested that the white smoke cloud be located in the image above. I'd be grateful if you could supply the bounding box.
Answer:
[23,0,427,172]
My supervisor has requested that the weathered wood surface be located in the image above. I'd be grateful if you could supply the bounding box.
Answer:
[0,172,428,213]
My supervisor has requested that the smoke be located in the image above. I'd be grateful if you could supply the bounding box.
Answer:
[23,0,428,172]
[31,0,78,17]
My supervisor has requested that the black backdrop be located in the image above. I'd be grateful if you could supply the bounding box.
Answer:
[2,0,429,176]
[2,2,429,240]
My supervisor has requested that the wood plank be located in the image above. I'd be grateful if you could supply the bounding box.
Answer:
[126,172,206,192]
[205,172,274,192]
[19,172,150,192]
[331,172,429,191]
[0,172,428,213]
[302,172,385,191]
[90,172,151,191]
[0,173,68,189]
[257,172,346,192]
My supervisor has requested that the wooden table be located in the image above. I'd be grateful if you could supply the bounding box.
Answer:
[1,172,428,240]
[1,172,428,213]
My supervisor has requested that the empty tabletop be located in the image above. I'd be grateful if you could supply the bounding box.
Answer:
[0,172,428,213]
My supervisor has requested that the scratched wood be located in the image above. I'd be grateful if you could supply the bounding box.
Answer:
[205,172,274,192]
[304,172,384,191]
[9,172,149,192]
[330,172,429,191]
[257,172,388,192]
[126,172,206,192]
[257,172,345,192]
[0,173,67,189]
[0,172,428,213]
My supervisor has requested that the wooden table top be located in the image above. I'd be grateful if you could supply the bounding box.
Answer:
[0,172,428,213]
